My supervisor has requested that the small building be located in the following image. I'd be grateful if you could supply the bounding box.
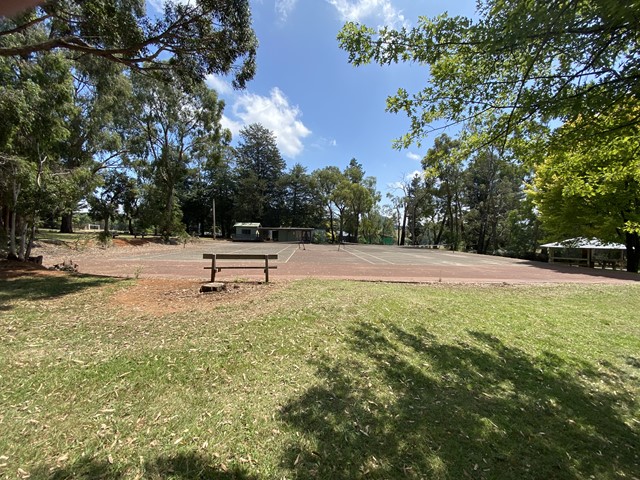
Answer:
[231,222,261,241]
[541,237,626,269]
[258,227,314,243]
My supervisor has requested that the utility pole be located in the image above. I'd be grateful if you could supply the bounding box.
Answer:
[212,198,216,240]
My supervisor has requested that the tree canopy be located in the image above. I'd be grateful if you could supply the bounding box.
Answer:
[531,106,640,272]
[0,0,258,86]
[338,0,640,148]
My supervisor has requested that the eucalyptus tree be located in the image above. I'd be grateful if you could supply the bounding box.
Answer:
[1,0,257,87]
[205,148,237,238]
[338,0,640,149]
[311,166,343,242]
[280,163,321,227]
[0,42,75,258]
[128,70,227,240]
[421,134,465,250]
[88,170,135,235]
[463,148,524,254]
[57,57,132,233]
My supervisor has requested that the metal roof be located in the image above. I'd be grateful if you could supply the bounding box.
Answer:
[540,237,626,250]
[233,222,261,228]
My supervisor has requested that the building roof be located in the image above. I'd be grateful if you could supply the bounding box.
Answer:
[258,227,314,231]
[233,222,261,228]
[540,237,626,250]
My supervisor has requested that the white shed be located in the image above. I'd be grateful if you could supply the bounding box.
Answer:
[231,223,261,241]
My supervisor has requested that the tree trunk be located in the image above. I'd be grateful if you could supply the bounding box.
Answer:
[400,208,408,245]
[625,231,640,273]
[328,206,336,243]
[18,221,28,260]
[25,220,36,259]
[8,209,18,259]
[354,214,360,243]
[60,212,74,233]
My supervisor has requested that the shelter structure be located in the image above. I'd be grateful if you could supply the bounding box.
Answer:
[258,227,314,243]
[540,237,626,269]
[231,222,261,241]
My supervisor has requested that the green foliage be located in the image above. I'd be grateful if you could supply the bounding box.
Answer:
[129,70,226,238]
[337,0,640,148]
[234,123,286,225]
[88,171,135,233]
[463,149,525,254]
[531,105,640,271]
[421,134,465,249]
[0,0,257,87]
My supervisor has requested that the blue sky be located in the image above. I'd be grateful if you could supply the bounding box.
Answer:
[205,0,477,202]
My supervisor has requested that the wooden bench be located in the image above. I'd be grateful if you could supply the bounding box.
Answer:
[203,253,278,283]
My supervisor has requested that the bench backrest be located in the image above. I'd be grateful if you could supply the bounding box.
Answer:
[203,253,278,260]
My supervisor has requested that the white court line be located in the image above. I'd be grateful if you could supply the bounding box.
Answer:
[341,248,377,264]
[277,245,298,263]
[349,247,395,264]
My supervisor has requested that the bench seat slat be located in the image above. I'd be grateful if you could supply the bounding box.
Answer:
[204,266,277,270]
[203,253,278,260]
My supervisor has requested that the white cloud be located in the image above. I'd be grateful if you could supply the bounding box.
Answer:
[311,137,338,150]
[275,0,297,21]
[406,151,421,161]
[327,0,407,28]
[229,87,311,158]
[205,74,233,95]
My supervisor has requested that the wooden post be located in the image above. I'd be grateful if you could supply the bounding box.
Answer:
[212,198,216,241]
[210,254,217,282]
[265,254,269,283]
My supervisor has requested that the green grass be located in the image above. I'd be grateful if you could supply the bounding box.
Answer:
[1,276,639,479]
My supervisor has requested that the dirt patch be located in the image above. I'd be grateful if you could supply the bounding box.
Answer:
[111,278,282,315]
[111,238,158,247]
[1,256,282,316]
[0,259,63,279]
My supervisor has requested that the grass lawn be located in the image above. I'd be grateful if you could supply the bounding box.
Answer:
[1,274,639,479]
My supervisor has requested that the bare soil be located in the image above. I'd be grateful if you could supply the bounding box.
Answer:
[1,238,282,316]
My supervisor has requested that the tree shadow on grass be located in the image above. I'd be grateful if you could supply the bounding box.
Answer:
[279,323,639,479]
[30,452,259,479]
[0,274,118,309]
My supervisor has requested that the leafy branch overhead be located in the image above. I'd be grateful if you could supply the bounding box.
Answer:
[0,0,258,86]
[337,0,640,148]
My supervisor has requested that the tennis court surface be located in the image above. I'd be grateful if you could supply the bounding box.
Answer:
[57,240,640,284]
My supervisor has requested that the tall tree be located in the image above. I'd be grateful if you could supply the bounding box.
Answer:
[0,44,75,259]
[312,166,343,243]
[57,57,132,233]
[281,163,321,227]
[463,148,524,254]
[422,134,465,250]
[129,70,226,240]
[205,149,237,238]
[338,0,640,148]
[234,124,286,226]
[1,0,257,87]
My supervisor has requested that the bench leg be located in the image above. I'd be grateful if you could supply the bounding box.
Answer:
[265,256,269,283]
[210,257,217,282]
